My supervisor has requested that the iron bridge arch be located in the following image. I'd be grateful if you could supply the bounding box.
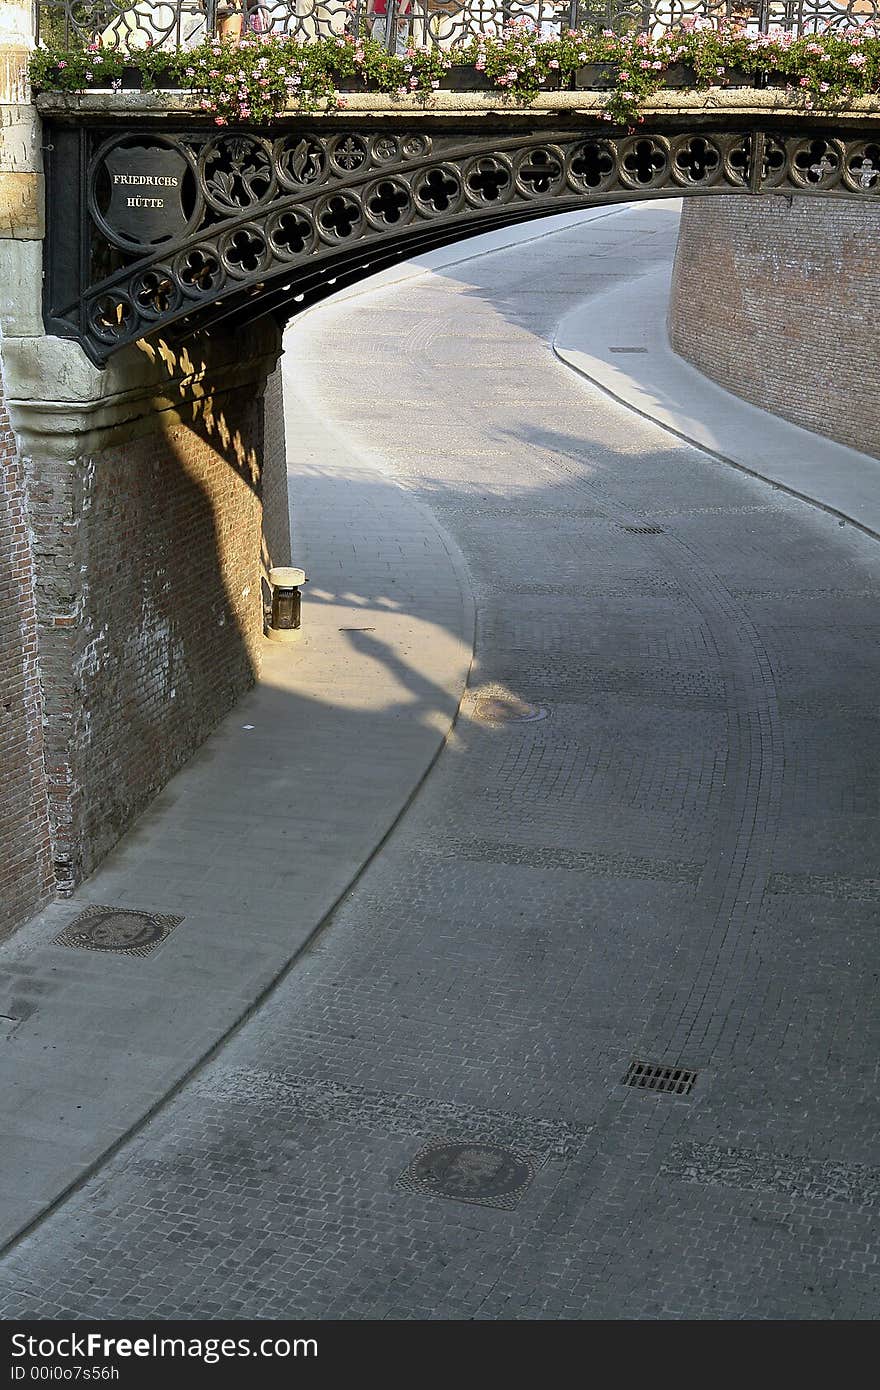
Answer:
[44,114,880,365]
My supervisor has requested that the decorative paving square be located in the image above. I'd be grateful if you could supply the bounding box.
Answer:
[53,906,184,957]
[398,1140,537,1210]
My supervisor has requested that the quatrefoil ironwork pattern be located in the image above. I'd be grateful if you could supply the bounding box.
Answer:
[844,142,880,192]
[516,147,564,196]
[569,140,617,191]
[465,156,512,203]
[268,209,314,258]
[44,117,880,366]
[366,179,411,227]
[221,225,269,276]
[621,138,669,187]
[175,246,222,295]
[791,138,842,188]
[673,137,722,186]
[132,268,178,318]
[416,167,461,214]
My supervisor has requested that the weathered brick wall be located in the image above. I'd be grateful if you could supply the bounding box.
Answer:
[669,195,880,460]
[0,361,53,939]
[30,389,268,891]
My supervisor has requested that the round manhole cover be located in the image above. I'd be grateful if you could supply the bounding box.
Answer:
[54,905,183,956]
[74,911,166,952]
[401,1141,535,1209]
[471,694,548,725]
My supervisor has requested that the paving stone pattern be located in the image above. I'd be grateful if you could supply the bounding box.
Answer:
[0,203,877,1319]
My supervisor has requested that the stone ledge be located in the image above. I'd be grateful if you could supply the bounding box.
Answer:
[34,86,880,121]
[4,319,282,460]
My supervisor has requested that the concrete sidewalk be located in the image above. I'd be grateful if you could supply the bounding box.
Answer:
[0,352,474,1252]
[554,261,880,537]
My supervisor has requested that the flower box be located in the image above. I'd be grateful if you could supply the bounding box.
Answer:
[722,66,757,88]
[152,68,182,90]
[334,73,369,92]
[663,63,699,88]
[571,63,617,90]
[756,69,792,89]
[440,65,495,92]
[119,65,180,90]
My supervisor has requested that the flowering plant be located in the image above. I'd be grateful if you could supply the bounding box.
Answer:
[463,19,565,100]
[29,21,880,127]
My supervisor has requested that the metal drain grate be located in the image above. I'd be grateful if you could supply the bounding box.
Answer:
[622,1060,698,1096]
[609,347,649,354]
[398,1140,536,1210]
[622,525,665,535]
[54,905,183,957]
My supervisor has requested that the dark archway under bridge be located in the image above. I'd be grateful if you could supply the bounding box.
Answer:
[40,93,880,366]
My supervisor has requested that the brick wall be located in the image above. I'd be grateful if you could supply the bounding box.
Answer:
[669,195,880,460]
[30,387,269,891]
[0,360,53,939]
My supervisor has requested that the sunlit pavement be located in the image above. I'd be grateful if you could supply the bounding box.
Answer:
[1,201,878,1320]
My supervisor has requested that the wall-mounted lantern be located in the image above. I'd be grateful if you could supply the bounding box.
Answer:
[268,566,307,643]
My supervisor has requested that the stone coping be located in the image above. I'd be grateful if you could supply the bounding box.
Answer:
[35,86,880,121]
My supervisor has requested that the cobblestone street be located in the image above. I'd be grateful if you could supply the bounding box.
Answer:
[1,202,878,1319]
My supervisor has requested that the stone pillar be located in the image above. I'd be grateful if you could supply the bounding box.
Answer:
[4,324,284,894]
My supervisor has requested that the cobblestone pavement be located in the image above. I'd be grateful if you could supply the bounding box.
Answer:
[2,202,878,1319]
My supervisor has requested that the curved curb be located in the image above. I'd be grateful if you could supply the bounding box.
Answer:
[553,266,880,544]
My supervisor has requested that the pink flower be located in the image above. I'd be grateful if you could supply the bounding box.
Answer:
[618,69,630,80]
[215,116,227,125]
[549,59,559,69]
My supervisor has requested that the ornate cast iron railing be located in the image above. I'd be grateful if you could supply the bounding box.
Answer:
[34,0,880,53]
